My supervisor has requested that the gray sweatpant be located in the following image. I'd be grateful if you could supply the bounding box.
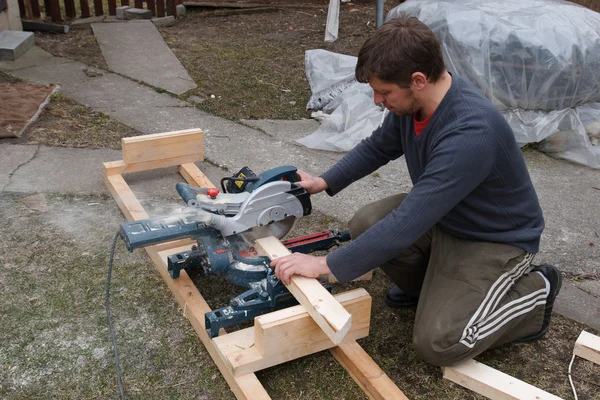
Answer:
[349,194,547,366]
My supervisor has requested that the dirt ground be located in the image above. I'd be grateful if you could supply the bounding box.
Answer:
[4,1,600,399]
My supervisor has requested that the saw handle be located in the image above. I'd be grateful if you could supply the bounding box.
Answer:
[176,182,208,203]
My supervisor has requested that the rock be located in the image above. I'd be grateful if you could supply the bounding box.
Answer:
[124,8,152,20]
[21,193,49,213]
[176,4,186,17]
[151,16,176,27]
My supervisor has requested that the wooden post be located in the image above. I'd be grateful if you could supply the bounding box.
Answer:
[42,0,50,16]
[121,0,129,5]
[254,237,352,345]
[24,0,34,19]
[134,0,142,8]
[156,0,164,17]
[49,0,61,22]
[146,0,155,16]
[30,0,41,18]
[79,0,90,17]
[64,0,76,18]
[108,0,116,15]
[17,0,26,18]
[166,0,174,16]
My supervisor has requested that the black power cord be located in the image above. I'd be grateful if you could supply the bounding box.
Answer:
[106,231,126,400]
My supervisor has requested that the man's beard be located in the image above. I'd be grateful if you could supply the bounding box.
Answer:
[392,97,420,117]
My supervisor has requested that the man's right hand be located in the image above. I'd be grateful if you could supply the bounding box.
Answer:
[296,170,328,194]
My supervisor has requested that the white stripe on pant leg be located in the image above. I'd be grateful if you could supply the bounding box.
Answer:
[468,289,546,339]
[477,296,547,341]
[459,253,533,343]
[459,291,546,347]
[459,298,546,348]
[461,254,532,335]
[476,288,547,334]
[487,254,536,316]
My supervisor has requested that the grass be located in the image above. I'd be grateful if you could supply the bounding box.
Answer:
[1,192,599,400]
[20,91,140,149]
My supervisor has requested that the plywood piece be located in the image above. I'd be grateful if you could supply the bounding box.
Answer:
[442,359,563,400]
[331,340,409,400]
[122,129,204,165]
[213,289,371,376]
[254,236,352,345]
[574,330,600,365]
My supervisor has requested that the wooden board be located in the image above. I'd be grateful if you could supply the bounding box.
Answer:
[442,359,563,400]
[574,330,600,365]
[254,236,352,345]
[213,289,371,377]
[122,129,204,166]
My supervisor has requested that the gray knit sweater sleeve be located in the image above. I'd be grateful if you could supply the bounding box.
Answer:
[320,112,404,195]
[325,124,498,283]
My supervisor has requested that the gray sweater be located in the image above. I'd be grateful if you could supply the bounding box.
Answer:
[321,75,544,283]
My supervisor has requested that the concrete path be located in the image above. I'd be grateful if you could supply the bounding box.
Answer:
[1,47,599,330]
[91,21,196,95]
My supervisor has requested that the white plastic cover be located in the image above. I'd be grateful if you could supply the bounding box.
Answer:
[299,0,600,168]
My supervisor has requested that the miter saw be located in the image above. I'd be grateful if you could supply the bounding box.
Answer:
[118,166,350,337]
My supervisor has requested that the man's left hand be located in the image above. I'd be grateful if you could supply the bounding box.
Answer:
[270,254,331,285]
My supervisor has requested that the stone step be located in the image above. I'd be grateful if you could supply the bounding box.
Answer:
[0,30,34,61]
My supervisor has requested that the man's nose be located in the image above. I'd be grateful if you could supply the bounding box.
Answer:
[373,92,384,105]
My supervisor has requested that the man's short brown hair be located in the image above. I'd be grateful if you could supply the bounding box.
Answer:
[356,14,445,87]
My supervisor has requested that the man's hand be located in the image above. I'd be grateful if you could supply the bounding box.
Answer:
[296,170,328,195]
[270,254,331,285]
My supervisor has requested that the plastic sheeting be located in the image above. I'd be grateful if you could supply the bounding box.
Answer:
[298,0,600,168]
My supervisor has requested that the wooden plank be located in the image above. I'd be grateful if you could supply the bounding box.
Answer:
[254,236,352,345]
[107,0,116,15]
[64,0,76,18]
[121,0,129,5]
[79,0,90,17]
[22,20,70,33]
[146,0,156,16]
[574,330,600,365]
[178,163,216,189]
[18,0,27,18]
[105,174,271,400]
[24,0,34,19]
[93,0,103,16]
[213,289,371,377]
[442,359,563,400]
[30,0,41,18]
[122,129,204,165]
[331,341,409,400]
[134,0,142,8]
[156,0,165,17]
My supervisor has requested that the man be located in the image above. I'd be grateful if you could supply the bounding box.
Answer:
[271,14,562,367]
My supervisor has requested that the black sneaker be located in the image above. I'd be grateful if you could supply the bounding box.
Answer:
[516,264,562,343]
[384,285,419,308]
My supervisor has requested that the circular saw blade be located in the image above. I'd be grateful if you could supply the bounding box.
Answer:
[242,216,297,243]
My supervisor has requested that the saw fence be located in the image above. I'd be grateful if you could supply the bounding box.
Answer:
[103,129,408,400]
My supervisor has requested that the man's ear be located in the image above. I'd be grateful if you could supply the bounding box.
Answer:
[411,72,427,90]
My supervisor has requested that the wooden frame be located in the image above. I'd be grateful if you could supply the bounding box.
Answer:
[103,129,408,400]
[574,330,600,365]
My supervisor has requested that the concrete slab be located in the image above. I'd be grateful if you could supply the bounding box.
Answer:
[554,280,600,331]
[0,144,224,203]
[0,143,38,190]
[116,6,132,20]
[91,21,196,95]
[0,46,73,72]
[240,118,321,142]
[0,30,34,61]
